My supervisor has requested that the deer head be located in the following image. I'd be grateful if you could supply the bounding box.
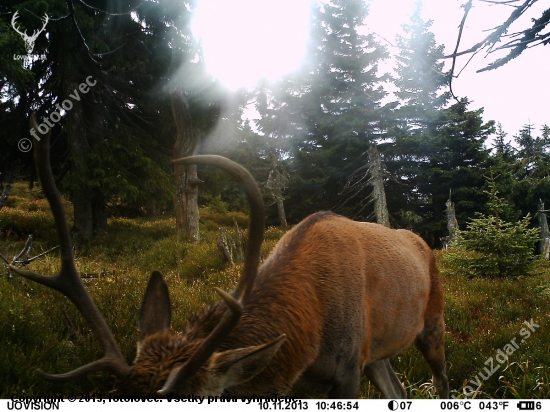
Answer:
[11,11,49,55]
[9,114,283,396]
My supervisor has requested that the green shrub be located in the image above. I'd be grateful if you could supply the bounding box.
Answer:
[447,216,539,278]
[200,193,229,214]
[0,208,56,240]
[200,211,249,229]
[0,183,73,241]
[443,172,539,278]
[264,225,289,241]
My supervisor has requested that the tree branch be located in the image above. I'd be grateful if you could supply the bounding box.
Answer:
[443,0,545,75]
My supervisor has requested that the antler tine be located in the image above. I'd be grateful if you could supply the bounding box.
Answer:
[159,155,265,394]
[11,10,48,41]
[11,11,26,37]
[37,356,129,383]
[31,14,49,40]
[8,114,131,381]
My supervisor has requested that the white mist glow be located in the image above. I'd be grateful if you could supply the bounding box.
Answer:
[192,0,311,90]
[192,0,547,135]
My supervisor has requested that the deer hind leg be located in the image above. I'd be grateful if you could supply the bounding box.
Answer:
[364,359,407,398]
[415,316,449,399]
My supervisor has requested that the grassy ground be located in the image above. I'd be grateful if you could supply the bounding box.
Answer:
[1,182,549,398]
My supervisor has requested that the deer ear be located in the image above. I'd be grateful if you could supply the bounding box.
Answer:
[210,334,286,388]
[138,271,171,342]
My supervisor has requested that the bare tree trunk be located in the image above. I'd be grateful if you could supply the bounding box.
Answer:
[88,102,108,234]
[217,218,247,265]
[276,200,287,228]
[171,89,201,242]
[265,165,288,227]
[368,145,390,228]
[535,199,549,257]
[64,90,108,241]
[145,198,158,216]
[66,103,94,242]
[92,191,107,233]
[0,184,11,210]
[444,189,459,249]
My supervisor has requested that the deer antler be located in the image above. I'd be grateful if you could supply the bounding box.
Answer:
[11,11,48,54]
[31,13,49,41]
[159,155,265,395]
[8,114,130,382]
[11,11,26,38]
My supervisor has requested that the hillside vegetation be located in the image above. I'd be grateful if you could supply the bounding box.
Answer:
[1,183,549,398]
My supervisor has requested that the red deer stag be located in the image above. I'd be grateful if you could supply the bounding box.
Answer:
[10,114,448,398]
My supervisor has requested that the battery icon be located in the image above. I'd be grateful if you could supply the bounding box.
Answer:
[518,401,535,410]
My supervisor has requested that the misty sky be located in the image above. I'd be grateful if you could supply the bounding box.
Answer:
[192,0,549,140]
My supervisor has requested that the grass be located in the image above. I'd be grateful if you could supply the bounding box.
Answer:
[1,183,549,398]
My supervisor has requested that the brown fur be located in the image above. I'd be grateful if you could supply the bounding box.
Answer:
[125,211,448,398]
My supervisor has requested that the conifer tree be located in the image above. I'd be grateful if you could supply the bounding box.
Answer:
[486,123,520,222]
[415,100,494,244]
[511,123,550,217]
[280,0,390,220]
[387,5,494,244]
[1,0,223,240]
[393,4,450,125]
[445,170,539,278]
[384,4,451,229]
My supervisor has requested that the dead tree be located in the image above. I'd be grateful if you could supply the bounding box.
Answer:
[338,144,390,227]
[443,190,459,249]
[217,218,247,266]
[535,199,549,258]
[0,184,11,210]
[368,145,390,228]
[265,165,289,227]
[171,89,202,242]
[1,235,59,277]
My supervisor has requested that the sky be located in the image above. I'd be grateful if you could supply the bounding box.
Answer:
[191,0,549,141]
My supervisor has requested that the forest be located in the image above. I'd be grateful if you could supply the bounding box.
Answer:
[1,0,550,400]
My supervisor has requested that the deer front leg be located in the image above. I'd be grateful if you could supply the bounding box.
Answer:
[365,359,407,399]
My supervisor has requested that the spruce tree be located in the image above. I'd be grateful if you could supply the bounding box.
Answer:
[485,123,520,222]
[1,0,223,238]
[387,4,494,244]
[393,4,450,125]
[281,0,390,220]
[385,4,451,229]
[415,100,494,245]
[445,170,539,278]
[511,123,550,218]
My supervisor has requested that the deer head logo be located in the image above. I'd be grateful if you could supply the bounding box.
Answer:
[11,11,49,55]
